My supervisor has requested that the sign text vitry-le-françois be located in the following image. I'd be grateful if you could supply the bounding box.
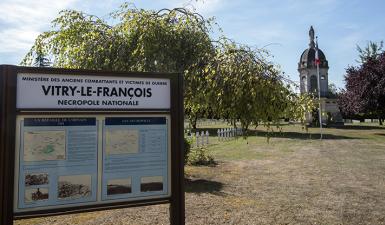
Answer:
[23,76,168,106]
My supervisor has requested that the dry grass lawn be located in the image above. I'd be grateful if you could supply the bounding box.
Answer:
[15,123,385,225]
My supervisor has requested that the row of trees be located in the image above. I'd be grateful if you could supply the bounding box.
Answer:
[22,4,314,132]
[339,41,385,125]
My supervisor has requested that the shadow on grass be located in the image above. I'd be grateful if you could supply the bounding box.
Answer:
[333,125,385,130]
[185,178,224,195]
[251,130,360,140]
[190,161,218,167]
[375,133,385,136]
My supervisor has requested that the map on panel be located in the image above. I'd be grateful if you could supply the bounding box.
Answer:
[105,129,139,155]
[23,131,66,161]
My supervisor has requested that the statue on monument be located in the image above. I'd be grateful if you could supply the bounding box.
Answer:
[309,26,315,48]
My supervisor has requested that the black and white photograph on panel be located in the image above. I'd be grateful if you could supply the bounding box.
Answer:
[107,178,132,195]
[140,176,163,192]
[25,188,49,203]
[25,173,49,186]
[58,175,91,200]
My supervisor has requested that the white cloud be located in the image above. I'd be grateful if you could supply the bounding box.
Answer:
[0,0,77,55]
[0,28,40,52]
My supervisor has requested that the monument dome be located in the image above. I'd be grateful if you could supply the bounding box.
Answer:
[298,26,328,70]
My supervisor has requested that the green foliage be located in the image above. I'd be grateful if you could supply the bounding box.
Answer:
[283,93,315,125]
[34,55,51,67]
[184,137,192,164]
[356,41,384,63]
[186,147,215,166]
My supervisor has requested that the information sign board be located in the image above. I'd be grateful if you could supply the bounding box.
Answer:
[0,65,184,225]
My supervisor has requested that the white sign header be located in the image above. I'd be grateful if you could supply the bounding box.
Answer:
[17,73,171,109]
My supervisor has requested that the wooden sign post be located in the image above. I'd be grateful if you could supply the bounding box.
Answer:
[0,65,184,225]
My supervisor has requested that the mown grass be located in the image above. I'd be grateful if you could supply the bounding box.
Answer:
[193,122,384,162]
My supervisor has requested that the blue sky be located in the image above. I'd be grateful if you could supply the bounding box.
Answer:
[1,0,385,89]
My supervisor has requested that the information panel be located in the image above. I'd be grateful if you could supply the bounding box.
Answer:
[14,115,171,213]
[102,117,169,201]
[16,118,98,210]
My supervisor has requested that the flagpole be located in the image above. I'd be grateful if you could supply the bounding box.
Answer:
[316,36,323,139]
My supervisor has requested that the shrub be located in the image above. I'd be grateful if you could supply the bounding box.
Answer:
[187,147,215,166]
[184,137,192,164]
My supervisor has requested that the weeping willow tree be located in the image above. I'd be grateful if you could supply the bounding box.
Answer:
[202,40,314,134]
[22,3,314,135]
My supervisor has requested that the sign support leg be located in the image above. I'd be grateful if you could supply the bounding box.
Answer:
[169,74,185,225]
[0,65,17,225]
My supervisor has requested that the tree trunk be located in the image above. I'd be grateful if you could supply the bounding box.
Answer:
[190,115,198,130]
